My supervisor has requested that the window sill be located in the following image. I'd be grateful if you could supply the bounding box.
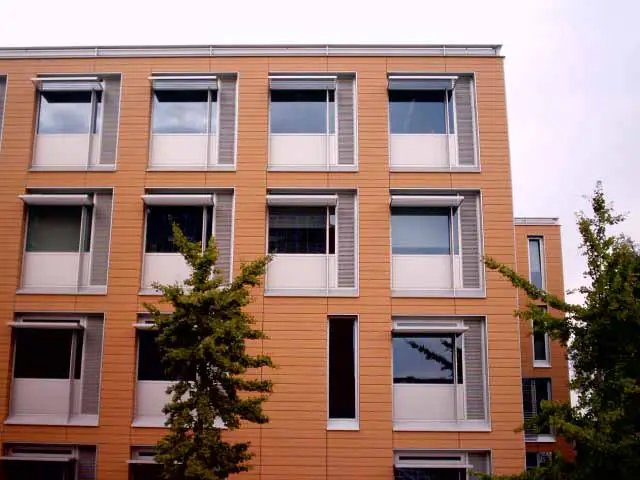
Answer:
[17,286,107,295]
[264,287,358,297]
[533,361,552,368]
[390,165,480,173]
[327,419,359,431]
[267,164,358,172]
[392,288,485,298]
[29,165,117,172]
[5,414,98,426]
[146,165,236,172]
[393,420,490,432]
[526,434,556,443]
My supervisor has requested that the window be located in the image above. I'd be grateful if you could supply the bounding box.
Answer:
[26,206,91,253]
[389,89,454,134]
[328,317,357,423]
[268,206,335,254]
[523,378,552,436]
[14,328,83,380]
[270,90,335,134]
[38,90,102,134]
[395,468,466,480]
[145,206,213,253]
[528,237,545,289]
[533,331,550,364]
[137,330,168,381]
[526,452,552,470]
[391,207,459,255]
[151,89,216,134]
[393,333,463,384]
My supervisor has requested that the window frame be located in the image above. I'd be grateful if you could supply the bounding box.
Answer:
[150,88,218,136]
[36,89,103,135]
[532,306,551,367]
[327,315,359,430]
[266,205,336,255]
[268,88,336,135]
[523,377,553,438]
[24,204,94,254]
[527,236,546,290]
[391,206,461,256]
[143,204,213,254]
[388,87,456,136]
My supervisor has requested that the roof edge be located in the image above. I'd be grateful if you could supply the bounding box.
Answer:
[514,217,560,226]
[0,44,502,60]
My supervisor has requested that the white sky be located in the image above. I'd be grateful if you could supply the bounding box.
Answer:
[1,0,638,300]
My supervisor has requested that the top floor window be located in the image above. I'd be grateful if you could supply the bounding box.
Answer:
[38,90,102,134]
[151,89,216,134]
[270,89,335,134]
[528,237,545,289]
[389,89,454,134]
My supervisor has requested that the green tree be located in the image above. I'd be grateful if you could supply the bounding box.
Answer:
[145,224,274,480]
[483,183,640,479]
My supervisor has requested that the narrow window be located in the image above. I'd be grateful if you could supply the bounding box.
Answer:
[270,90,334,134]
[328,317,357,420]
[151,89,214,134]
[268,206,336,254]
[393,333,463,384]
[528,237,545,289]
[534,331,550,364]
[38,90,101,134]
[389,89,454,134]
[522,378,552,435]
[391,207,459,255]
[145,206,212,253]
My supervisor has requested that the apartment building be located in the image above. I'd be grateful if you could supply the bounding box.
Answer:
[0,44,568,479]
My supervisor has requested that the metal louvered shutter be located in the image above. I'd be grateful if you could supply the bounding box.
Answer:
[214,192,234,283]
[459,193,482,289]
[336,77,355,166]
[337,192,356,288]
[388,78,453,90]
[217,76,237,166]
[81,316,104,416]
[0,76,6,147]
[77,447,97,480]
[269,78,336,90]
[89,192,113,287]
[99,76,121,165]
[454,76,477,167]
[464,318,486,420]
[468,452,490,479]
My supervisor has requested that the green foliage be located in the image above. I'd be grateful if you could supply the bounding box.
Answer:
[144,224,274,480]
[484,183,640,479]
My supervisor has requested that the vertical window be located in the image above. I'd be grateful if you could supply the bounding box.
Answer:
[328,317,357,421]
[26,206,92,253]
[393,333,463,384]
[145,206,213,253]
[270,90,335,134]
[137,330,168,381]
[533,331,550,364]
[389,89,454,134]
[391,207,459,255]
[13,328,83,380]
[528,237,545,289]
[151,89,216,134]
[526,452,552,470]
[523,378,552,435]
[268,206,336,254]
[38,90,102,134]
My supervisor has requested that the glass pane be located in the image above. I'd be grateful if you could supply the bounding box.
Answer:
[391,208,451,254]
[394,467,466,480]
[145,206,204,253]
[137,330,168,381]
[26,206,82,252]
[389,90,448,134]
[533,332,548,361]
[270,90,328,134]
[14,329,73,379]
[93,91,103,134]
[132,464,164,480]
[38,90,92,134]
[5,460,68,480]
[152,90,208,134]
[529,238,544,288]
[393,334,455,384]
[328,319,356,419]
[268,206,327,254]
[328,90,335,134]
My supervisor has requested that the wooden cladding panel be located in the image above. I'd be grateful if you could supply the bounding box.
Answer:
[0,55,525,477]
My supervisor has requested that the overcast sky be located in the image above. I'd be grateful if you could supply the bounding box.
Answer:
[1,0,638,300]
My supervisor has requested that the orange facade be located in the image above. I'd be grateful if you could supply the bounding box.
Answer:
[0,45,568,479]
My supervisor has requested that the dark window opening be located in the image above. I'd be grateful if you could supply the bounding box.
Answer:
[270,89,335,134]
[393,333,463,384]
[533,332,548,362]
[145,206,212,253]
[4,460,69,480]
[137,330,168,381]
[328,318,356,419]
[14,328,83,380]
[389,89,454,134]
[268,206,335,254]
[26,206,88,253]
[394,467,466,480]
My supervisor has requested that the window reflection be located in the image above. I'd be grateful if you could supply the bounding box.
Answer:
[391,207,459,255]
[38,90,100,134]
[270,90,335,134]
[393,333,463,384]
[145,206,211,253]
[268,206,334,254]
[389,89,454,134]
[152,90,214,134]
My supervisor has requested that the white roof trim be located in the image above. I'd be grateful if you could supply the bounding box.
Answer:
[0,44,501,59]
[391,195,464,208]
[514,217,560,225]
[267,194,338,207]
[20,194,93,206]
[142,194,214,206]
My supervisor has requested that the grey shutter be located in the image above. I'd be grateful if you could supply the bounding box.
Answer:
[468,452,490,479]
[337,192,356,288]
[0,76,6,147]
[89,192,113,287]
[217,76,237,166]
[77,447,97,480]
[388,78,453,90]
[459,193,482,289]
[454,76,477,167]
[81,315,104,416]
[464,318,486,420]
[522,378,537,438]
[337,77,355,166]
[269,78,336,90]
[153,79,217,90]
[99,76,121,165]
[214,192,233,283]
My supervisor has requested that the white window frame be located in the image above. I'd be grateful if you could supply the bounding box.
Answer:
[532,324,551,368]
[527,236,546,289]
[327,315,359,431]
